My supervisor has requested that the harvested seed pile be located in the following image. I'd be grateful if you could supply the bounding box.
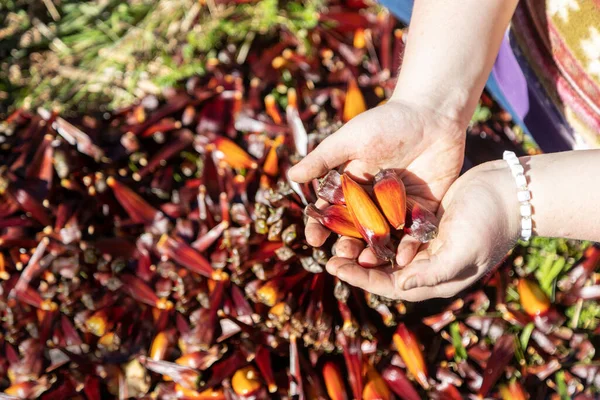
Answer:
[0,1,599,399]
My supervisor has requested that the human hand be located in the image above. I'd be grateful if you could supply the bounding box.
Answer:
[325,160,521,302]
[288,97,467,266]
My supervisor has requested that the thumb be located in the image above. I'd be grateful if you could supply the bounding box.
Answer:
[396,223,476,292]
[288,131,352,183]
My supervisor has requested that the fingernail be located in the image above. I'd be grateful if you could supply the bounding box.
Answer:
[403,276,417,290]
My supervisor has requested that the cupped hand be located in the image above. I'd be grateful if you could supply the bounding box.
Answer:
[288,97,467,266]
[325,160,522,302]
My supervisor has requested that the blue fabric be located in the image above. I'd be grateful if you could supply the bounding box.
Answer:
[378,0,413,24]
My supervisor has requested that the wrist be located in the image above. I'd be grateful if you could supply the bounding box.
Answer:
[390,80,475,131]
[471,160,523,244]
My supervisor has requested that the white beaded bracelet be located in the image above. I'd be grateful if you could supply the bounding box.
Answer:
[503,151,532,241]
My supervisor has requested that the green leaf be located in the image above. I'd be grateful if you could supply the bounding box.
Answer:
[541,256,566,292]
[520,322,534,351]
[450,322,467,362]
[535,253,557,289]
[555,371,569,400]
[470,103,492,124]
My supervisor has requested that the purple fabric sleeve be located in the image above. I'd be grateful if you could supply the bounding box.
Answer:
[491,34,530,121]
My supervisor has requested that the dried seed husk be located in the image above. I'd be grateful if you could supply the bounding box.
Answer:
[423,311,456,333]
[120,274,173,310]
[192,221,229,253]
[156,235,216,279]
[558,245,600,292]
[45,113,105,161]
[286,96,308,158]
[7,185,51,227]
[478,334,516,397]
[139,356,202,390]
[317,170,345,205]
[200,350,247,389]
[405,198,438,243]
[13,237,49,293]
[253,346,277,393]
[337,332,363,400]
[289,335,303,398]
[4,376,54,399]
[106,177,166,229]
[137,129,194,178]
[25,134,54,186]
[382,365,421,400]
[210,137,257,170]
[431,383,463,400]
[175,347,224,371]
[281,224,298,245]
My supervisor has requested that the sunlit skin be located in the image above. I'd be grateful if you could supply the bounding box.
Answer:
[288,0,541,301]
[317,151,600,302]
[290,100,466,266]
[289,0,518,267]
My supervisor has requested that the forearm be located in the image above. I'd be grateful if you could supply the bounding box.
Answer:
[524,151,600,241]
[492,151,600,242]
[392,0,518,125]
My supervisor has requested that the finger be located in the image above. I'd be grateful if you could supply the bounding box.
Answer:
[396,255,459,291]
[326,256,352,276]
[327,257,396,297]
[305,199,331,247]
[358,247,387,267]
[396,239,475,291]
[396,235,422,267]
[342,160,380,182]
[397,260,484,301]
[396,279,468,302]
[334,237,365,259]
[395,200,478,291]
[288,132,352,183]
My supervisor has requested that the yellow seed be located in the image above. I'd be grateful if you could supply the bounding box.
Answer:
[393,323,429,389]
[517,279,550,316]
[322,361,348,400]
[353,28,366,49]
[343,79,367,122]
[231,366,262,396]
